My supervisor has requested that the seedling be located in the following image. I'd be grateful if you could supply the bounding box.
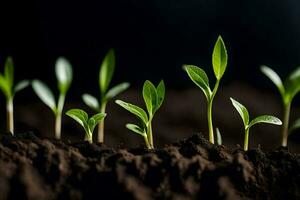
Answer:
[115,80,165,149]
[66,109,106,143]
[230,97,282,151]
[183,36,228,144]
[82,49,129,143]
[261,66,300,146]
[32,57,72,139]
[0,57,29,134]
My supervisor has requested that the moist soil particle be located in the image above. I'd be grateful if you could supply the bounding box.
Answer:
[0,133,299,200]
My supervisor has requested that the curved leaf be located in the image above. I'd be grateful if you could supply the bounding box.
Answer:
[289,118,300,134]
[55,57,73,94]
[99,49,115,95]
[183,65,211,99]
[284,67,300,103]
[143,80,157,116]
[248,115,282,129]
[104,82,130,101]
[212,36,228,80]
[115,100,148,125]
[156,80,165,111]
[32,80,56,112]
[260,65,285,97]
[230,98,249,127]
[66,109,89,133]
[82,93,100,111]
[126,123,147,137]
[0,74,11,98]
[88,113,106,133]
[4,57,14,88]
[14,80,30,94]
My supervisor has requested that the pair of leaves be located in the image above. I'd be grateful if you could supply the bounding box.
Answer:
[66,109,106,138]
[184,36,227,100]
[32,57,73,113]
[0,57,29,99]
[230,98,282,131]
[261,65,300,104]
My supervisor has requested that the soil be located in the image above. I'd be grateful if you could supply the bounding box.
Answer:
[0,132,299,200]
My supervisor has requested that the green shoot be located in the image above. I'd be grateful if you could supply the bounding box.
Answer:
[0,57,29,134]
[230,97,282,151]
[66,109,106,143]
[261,66,300,146]
[82,49,129,143]
[183,36,228,144]
[32,57,72,139]
[115,80,165,149]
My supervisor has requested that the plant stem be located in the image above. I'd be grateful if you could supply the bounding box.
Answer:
[97,103,106,143]
[147,118,154,149]
[281,102,291,147]
[144,136,151,149]
[85,131,93,143]
[55,94,65,139]
[6,98,14,134]
[207,79,220,144]
[244,128,249,151]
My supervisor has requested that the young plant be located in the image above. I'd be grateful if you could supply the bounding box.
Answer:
[261,66,300,146]
[0,57,29,134]
[82,49,129,143]
[32,57,72,139]
[230,97,282,151]
[115,80,165,149]
[66,109,106,143]
[183,36,228,144]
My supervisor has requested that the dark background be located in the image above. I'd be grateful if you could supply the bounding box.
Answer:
[0,0,300,150]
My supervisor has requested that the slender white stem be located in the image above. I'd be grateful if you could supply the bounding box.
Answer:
[7,98,14,134]
[55,94,65,139]
[97,104,106,143]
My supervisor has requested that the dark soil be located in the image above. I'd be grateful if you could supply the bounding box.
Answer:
[0,132,299,200]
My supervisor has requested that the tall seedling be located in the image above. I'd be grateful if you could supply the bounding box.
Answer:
[82,49,129,143]
[261,66,300,146]
[32,57,72,139]
[0,57,29,134]
[184,36,228,144]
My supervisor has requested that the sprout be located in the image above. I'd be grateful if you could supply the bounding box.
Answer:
[216,127,222,145]
[261,66,300,146]
[82,49,129,143]
[0,57,29,134]
[32,57,72,139]
[115,80,165,149]
[230,98,282,151]
[66,109,106,143]
[183,36,228,144]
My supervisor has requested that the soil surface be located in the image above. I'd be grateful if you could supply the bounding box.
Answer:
[0,132,299,200]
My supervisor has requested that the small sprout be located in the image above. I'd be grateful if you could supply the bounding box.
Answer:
[32,57,72,139]
[184,36,228,144]
[230,98,282,151]
[82,49,129,143]
[0,57,29,134]
[216,127,222,145]
[261,66,300,146]
[115,80,165,149]
[66,109,106,143]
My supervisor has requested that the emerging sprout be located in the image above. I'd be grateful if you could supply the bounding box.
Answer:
[66,109,106,143]
[261,66,300,146]
[216,127,222,145]
[183,36,228,144]
[115,80,165,149]
[82,49,129,143]
[230,98,282,151]
[32,57,72,139]
[0,57,29,134]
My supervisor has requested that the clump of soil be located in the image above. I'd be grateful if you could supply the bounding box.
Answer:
[0,132,299,200]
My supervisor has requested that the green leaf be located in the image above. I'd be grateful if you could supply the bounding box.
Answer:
[260,65,285,97]
[183,65,211,99]
[0,74,11,98]
[284,67,300,103]
[289,118,300,134]
[230,98,249,127]
[66,109,89,133]
[115,100,148,125]
[212,36,228,80]
[55,57,73,94]
[88,113,106,133]
[156,80,165,111]
[126,123,147,137]
[216,127,222,145]
[104,82,130,101]
[99,49,115,95]
[14,80,30,94]
[143,80,157,116]
[32,80,56,112]
[82,93,100,111]
[4,57,14,88]
[248,115,282,129]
